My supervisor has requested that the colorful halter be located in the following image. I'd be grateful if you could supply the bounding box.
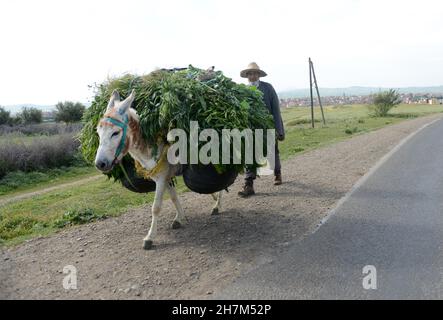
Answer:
[102,114,128,160]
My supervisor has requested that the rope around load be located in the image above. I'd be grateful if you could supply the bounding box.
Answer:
[135,145,170,180]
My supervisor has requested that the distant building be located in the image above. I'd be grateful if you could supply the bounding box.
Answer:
[279,92,443,108]
[42,111,56,122]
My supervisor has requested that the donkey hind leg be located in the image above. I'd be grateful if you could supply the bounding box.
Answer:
[143,180,166,250]
[211,191,223,215]
[168,183,185,229]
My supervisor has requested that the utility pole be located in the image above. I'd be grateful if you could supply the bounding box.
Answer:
[309,58,315,128]
[309,57,326,128]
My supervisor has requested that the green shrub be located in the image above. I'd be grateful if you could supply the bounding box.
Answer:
[53,208,107,228]
[0,215,40,241]
[0,106,12,125]
[55,102,86,123]
[19,107,43,124]
[0,208,105,242]
[291,147,305,153]
[345,127,359,135]
[370,89,401,117]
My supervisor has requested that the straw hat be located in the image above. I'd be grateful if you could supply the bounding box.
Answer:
[240,62,267,78]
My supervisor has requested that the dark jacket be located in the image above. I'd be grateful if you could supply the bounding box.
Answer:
[257,81,285,137]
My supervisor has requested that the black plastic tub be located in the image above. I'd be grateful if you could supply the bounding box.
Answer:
[182,164,238,194]
[119,160,157,193]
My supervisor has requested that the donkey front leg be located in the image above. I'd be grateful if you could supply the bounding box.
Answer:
[167,184,186,229]
[143,180,167,250]
[211,191,223,215]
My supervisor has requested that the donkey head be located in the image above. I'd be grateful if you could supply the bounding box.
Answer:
[95,89,135,172]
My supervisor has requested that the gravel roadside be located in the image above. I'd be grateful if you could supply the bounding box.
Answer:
[1,114,441,299]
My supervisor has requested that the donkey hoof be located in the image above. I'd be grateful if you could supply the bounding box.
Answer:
[211,208,219,215]
[143,239,153,250]
[172,220,182,229]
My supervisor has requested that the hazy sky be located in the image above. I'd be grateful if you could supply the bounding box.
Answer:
[1,0,443,105]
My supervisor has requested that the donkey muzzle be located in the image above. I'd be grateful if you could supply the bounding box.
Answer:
[95,158,113,172]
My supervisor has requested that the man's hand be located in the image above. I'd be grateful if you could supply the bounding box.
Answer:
[277,134,285,141]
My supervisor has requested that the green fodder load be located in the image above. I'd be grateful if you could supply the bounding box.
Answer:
[80,65,274,182]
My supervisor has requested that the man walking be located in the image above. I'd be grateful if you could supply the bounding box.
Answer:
[238,62,285,197]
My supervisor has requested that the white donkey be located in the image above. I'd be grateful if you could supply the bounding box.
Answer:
[95,90,222,249]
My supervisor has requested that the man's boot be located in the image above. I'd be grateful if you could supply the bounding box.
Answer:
[238,179,255,197]
[274,173,282,185]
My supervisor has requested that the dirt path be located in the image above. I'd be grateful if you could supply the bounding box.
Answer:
[1,114,441,299]
[0,175,101,207]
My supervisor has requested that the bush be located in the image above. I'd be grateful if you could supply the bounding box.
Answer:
[0,107,12,125]
[53,208,106,228]
[0,133,83,179]
[55,101,86,123]
[0,122,82,136]
[0,208,106,242]
[370,89,401,117]
[0,215,42,241]
[19,107,43,124]
[345,127,359,135]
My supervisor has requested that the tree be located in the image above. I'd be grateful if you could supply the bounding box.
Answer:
[0,106,12,125]
[20,107,43,124]
[55,101,86,123]
[9,116,22,125]
[371,89,402,117]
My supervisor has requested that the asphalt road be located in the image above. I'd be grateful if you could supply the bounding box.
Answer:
[215,118,443,299]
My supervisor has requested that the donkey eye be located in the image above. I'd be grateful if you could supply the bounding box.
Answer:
[111,131,120,138]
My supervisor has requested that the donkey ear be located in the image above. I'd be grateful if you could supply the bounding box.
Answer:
[107,90,121,110]
[116,90,136,115]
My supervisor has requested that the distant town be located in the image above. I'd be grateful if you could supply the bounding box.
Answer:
[4,90,443,123]
[280,93,443,108]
